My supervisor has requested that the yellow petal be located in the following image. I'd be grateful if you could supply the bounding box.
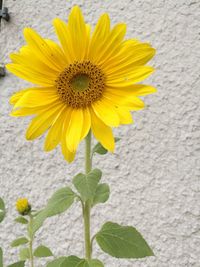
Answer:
[105,48,155,77]
[11,107,44,117]
[66,108,83,152]
[106,66,155,87]
[6,63,56,86]
[95,23,127,66]
[102,42,155,72]
[68,6,89,61]
[90,108,114,152]
[88,13,110,60]
[45,39,68,68]
[44,106,67,151]
[61,109,76,163]
[10,89,30,105]
[9,39,64,78]
[26,103,63,140]
[116,107,133,124]
[101,39,139,69]
[92,98,120,127]
[107,84,157,97]
[103,90,145,111]
[14,89,59,108]
[81,107,91,140]
[62,144,76,163]
[23,28,64,71]
[53,18,76,63]
[10,87,56,106]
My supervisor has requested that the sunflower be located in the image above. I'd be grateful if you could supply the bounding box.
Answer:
[7,6,156,163]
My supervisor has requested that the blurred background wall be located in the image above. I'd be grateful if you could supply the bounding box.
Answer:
[0,0,199,266]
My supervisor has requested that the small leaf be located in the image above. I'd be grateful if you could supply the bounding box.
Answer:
[7,261,25,267]
[15,217,28,224]
[96,222,154,259]
[0,198,6,223]
[46,187,75,217]
[19,248,30,260]
[34,245,53,258]
[92,143,108,155]
[11,237,29,247]
[0,247,3,267]
[92,183,110,206]
[73,169,102,201]
[92,138,120,156]
[46,257,67,267]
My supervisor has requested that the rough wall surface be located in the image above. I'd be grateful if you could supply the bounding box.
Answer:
[0,0,199,266]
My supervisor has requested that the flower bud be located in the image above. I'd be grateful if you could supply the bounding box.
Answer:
[16,198,31,215]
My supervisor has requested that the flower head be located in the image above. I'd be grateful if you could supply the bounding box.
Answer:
[16,198,31,215]
[7,6,156,162]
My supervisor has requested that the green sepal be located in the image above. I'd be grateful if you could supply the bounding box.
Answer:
[14,217,28,224]
[19,248,30,260]
[92,137,120,156]
[46,257,67,267]
[0,198,6,223]
[11,237,29,247]
[45,187,76,217]
[33,245,53,258]
[92,183,110,206]
[73,169,102,201]
[0,247,3,267]
[95,222,154,259]
[7,261,25,267]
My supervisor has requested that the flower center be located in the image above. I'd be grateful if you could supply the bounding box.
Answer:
[71,74,90,92]
[55,61,105,108]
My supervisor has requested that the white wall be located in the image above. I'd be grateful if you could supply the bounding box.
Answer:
[0,0,199,266]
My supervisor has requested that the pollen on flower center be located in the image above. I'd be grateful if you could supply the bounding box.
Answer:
[55,61,105,108]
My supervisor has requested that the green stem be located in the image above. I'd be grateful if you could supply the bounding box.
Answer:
[85,130,92,174]
[28,215,34,267]
[84,131,92,260]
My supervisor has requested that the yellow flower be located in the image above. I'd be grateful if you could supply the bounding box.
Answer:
[7,6,156,163]
[16,198,31,215]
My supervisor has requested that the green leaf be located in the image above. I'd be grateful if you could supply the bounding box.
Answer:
[86,259,104,267]
[96,222,154,259]
[73,169,102,201]
[92,138,121,156]
[19,248,30,260]
[7,261,25,267]
[14,217,28,224]
[31,209,48,235]
[46,187,75,217]
[0,198,6,223]
[0,247,3,267]
[33,245,53,258]
[61,255,82,267]
[92,183,110,206]
[11,237,29,247]
[60,256,104,267]
[46,257,67,267]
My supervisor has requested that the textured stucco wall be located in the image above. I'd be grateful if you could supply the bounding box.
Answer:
[0,0,200,266]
